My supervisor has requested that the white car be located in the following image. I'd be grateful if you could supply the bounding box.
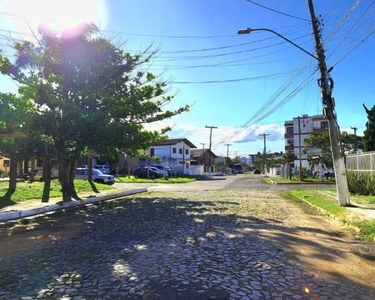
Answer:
[149,166,168,177]
[76,168,115,185]
[94,165,111,174]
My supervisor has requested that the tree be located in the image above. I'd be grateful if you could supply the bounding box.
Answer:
[363,104,375,151]
[0,24,188,201]
[303,131,362,168]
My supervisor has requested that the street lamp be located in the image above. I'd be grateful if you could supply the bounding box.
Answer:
[238,22,350,206]
[237,28,318,60]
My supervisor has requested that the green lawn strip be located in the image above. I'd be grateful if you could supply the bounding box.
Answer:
[0,179,113,207]
[282,189,375,241]
[272,177,335,184]
[116,176,196,184]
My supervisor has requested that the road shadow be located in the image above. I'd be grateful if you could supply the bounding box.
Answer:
[1,193,374,299]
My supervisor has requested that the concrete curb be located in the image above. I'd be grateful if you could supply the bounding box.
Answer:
[0,188,147,223]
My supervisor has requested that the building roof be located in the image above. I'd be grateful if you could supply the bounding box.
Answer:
[153,138,197,148]
[190,148,218,158]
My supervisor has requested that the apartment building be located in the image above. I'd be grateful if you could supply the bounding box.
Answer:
[284,114,329,168]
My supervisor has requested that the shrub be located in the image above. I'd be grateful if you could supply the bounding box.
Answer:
[347,171,375,195]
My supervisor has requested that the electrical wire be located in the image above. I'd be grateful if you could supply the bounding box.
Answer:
[245,0,310,22]
[172,70,292,84]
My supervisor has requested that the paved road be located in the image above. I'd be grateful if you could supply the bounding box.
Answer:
[1,175,373,300]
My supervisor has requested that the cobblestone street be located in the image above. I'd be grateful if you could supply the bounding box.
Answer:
[1,188,375,299]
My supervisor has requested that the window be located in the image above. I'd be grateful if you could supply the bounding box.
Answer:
[185,149,189,155]
[36,158,43,167]
[179,148,183,154]
[186,163,189,169]
[172,148,176,154]
[3,160,9,168]
[321,121,328,129]
[150,148,155,156]
[286,127,293,134]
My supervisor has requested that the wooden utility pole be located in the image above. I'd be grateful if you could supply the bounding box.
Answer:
[308,0,350,206]
[200,143,206,171]
[225,143,232,172]
[205,125,218,177]
[259,133,270,174]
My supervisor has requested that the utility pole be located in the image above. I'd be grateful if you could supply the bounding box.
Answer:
[298,116,303,181]
[308,0,350,206]
[225,143,232,172]
[351,126,358,135]
[205,125,218,177]
[259,133,270,174]
[200,143,206,171]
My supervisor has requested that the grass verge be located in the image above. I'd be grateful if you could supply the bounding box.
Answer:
[0,179,114,208]
[281,189,375,242]
[116,176,196,184]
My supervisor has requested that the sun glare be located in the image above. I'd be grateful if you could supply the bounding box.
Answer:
[3,0,106,36]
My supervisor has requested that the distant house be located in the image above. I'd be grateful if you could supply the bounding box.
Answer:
[147,138,197,174]
[190,149,218,173]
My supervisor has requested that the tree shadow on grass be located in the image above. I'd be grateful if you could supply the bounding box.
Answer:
[88,180,99,194]
[1,193,375,299]
[0,189,16,209]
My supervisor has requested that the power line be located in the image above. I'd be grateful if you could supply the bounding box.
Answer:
[172,70,293,84]
[153,33,311,61]
[245,0,310,22]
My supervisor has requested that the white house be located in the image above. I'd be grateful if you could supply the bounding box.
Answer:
[147,138,197,175]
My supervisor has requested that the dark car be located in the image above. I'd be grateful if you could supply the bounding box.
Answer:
[133,167,163,179]
[153,165,172,176]
[232,164,243,174]
[253,169,261,174]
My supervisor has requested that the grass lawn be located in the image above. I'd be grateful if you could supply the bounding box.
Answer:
[282,189,375,242]
[116,175,197,184]
[0,179,114,208]
[271,176,335,184]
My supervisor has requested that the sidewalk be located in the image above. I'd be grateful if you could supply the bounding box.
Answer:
[0,186,147,223]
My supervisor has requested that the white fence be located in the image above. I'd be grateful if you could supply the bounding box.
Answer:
[346,152,375,173]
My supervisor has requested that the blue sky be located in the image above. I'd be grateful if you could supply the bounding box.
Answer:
[0,0,374,157]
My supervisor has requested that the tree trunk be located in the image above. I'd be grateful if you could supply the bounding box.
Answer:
[9,152,17,192]
[58,155,80,202]
[42,154,51,202]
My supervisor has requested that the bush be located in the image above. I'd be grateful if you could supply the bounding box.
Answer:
[0,170,8,178]
[347,171,375,195]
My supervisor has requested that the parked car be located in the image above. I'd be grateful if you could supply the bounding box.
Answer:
[153,165,172,176]
[34,170,44,181]
[133,167,163,179]
[94,165,111,174]
[75,168,115,185]
[233,164,243,174]
[253,169,261,174]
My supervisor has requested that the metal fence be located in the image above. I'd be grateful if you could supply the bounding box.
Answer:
[346,152,375,173]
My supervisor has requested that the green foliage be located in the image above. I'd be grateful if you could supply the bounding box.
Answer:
[0,23,188,199]
[363,104,375,151]
[353,220,375,242]
[347,170,375,195]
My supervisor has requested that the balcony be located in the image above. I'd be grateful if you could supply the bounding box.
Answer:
[284,133,293,138]
[285,145,294,151]
[313,128,328,133]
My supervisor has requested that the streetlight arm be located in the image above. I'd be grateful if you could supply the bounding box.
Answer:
[238,27,318,60]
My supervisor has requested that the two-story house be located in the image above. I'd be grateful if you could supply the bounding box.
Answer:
[284,114,329,169]
[147,138,197,174]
